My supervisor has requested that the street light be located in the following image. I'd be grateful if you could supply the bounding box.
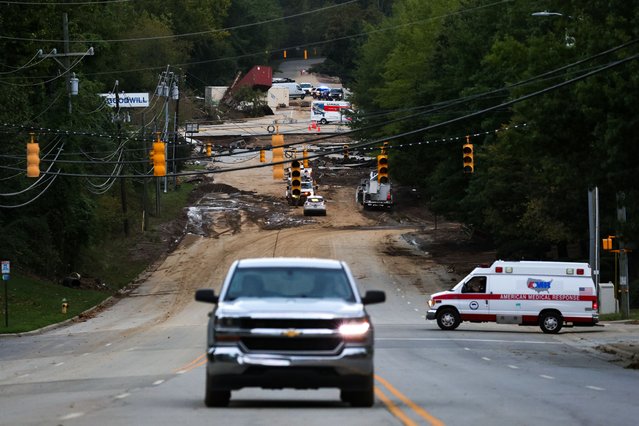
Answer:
[532,10,576,48]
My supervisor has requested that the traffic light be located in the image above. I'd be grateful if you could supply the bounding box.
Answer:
[206,143,212,157]
[303,149,309,168]
[377,154,389,184]
[260,149,265,163]
[290,159,302,198]
[381,141,389,155]
[343,144,349,160]
[463,136,474,173]
[602,236,616,251]
[26,133,40,178]
[153,135,166,177]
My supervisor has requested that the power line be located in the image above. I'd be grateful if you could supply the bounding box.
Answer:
[0,1,358,43]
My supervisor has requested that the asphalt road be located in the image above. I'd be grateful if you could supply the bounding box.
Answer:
[1,152,638,426]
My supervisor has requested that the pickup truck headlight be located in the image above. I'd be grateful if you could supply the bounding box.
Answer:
[339,320,370,338]
[427,299,434,308]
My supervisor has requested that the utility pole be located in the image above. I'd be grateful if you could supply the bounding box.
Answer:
[617,192,630,318]
[115,81,129,237]
[38,13,94,114]
[588,187,600,292]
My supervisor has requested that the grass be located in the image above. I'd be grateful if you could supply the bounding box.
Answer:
[0,181,196,334]
[0,274,107,333]
[599,309,639,322]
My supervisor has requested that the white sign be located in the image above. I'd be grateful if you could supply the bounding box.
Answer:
[100,92,150,108]
[1,261,9,274]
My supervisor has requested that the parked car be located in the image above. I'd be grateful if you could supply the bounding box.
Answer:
[312,86,330,99]
[303,195,327,216]
[328,88,344,101]
[299,82,313,95]
[272,77,295,83]
[194,257,386,407]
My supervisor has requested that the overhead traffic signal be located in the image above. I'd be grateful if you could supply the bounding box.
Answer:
[602,235,616,251]
[26,133,40,178]
[153,134,166,177]
[377,154,389,184]
[381,141,389,155]
[206,143,212,157]
[463,136,474,173]
[290,159,302,198]
[260,149,266,162]
[343,144,349,160]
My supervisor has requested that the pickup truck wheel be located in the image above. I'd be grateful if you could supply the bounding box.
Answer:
[436,308,460,331]
[341,375,374,407]
[204,373,231,407]
[539,312,563,334]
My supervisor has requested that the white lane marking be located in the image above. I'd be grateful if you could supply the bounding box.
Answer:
[508,365,519,369]
[586,385,605,391]
[540,375,555,380]
[152,379,165,386]
[376,338,562,345]
[54,362,64,367]
[175,370,187,375]
[414,308,419,312]
[105,343,112,347]
[81,353,90,356]
[482,357,491,361]
[464,347,471,351]
[115,393,130,399]
[18,374,30,378]
[59,412,85,420]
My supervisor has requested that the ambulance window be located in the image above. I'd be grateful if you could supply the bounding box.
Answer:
[462,276,486,293]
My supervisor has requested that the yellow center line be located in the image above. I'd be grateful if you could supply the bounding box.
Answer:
[375,374,446,426]
[375,387,419,426]
[173,353,206,373]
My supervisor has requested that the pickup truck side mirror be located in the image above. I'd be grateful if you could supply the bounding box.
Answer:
[361,290,386,305]
[195,288,219,304]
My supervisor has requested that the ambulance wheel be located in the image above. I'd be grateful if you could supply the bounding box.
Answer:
[320,118,328,125]
[539,311,563,334]
[436,308,460,331]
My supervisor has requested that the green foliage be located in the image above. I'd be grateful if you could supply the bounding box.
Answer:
[351,0,639,273]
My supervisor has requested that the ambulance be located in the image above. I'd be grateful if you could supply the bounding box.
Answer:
[426,260,599,334]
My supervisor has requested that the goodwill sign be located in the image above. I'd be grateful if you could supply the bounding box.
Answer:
[100,92,149,108]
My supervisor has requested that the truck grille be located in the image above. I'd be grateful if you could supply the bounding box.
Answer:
[233,318,345,353]
[241,337,343,353]
[240,318,340,329]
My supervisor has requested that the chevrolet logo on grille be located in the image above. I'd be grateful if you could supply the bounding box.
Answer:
[282,329,301,338]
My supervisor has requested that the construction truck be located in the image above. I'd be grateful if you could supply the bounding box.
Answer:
[356,170,393,210]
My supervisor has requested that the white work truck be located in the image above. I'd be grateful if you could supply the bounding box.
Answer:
[426,260,599,333]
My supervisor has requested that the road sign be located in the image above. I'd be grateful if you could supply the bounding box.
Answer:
[1,261,9,274]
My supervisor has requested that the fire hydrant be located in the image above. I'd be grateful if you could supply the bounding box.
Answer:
[61,298,69,314]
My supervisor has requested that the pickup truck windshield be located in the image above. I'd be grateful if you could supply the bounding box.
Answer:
[224,267,355,302]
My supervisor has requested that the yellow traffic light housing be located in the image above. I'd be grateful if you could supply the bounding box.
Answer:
[377,154,389,184]
[259,149,266,163]
[206,143,212,157]
[343,144,349,160]
[602,236,615,251]
[153,134,166,177]
[26,133,40,178]
[290,159,302,198]
[462,137,474,173]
